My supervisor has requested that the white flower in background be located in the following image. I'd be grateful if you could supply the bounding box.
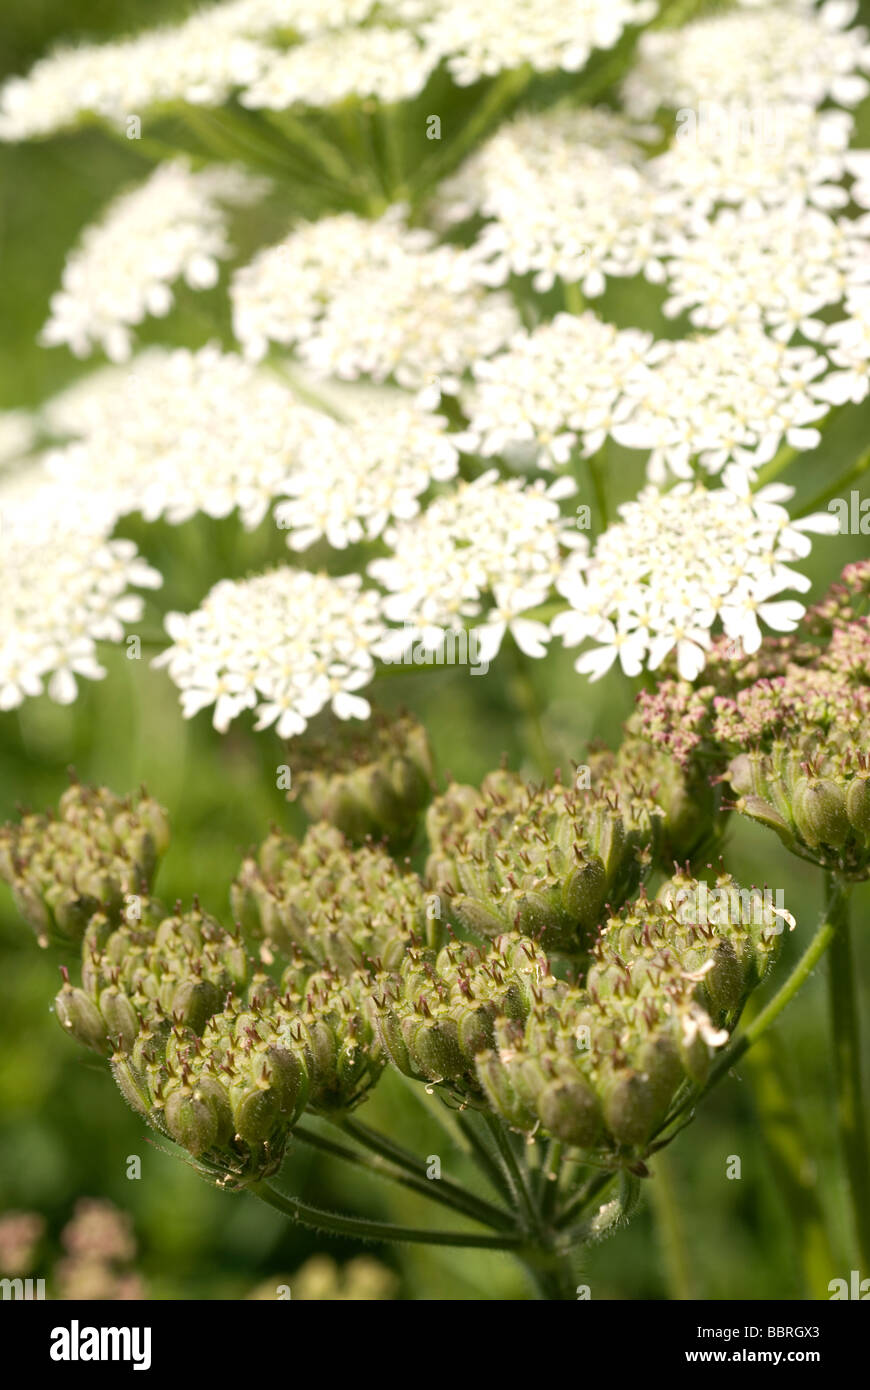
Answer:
[438,107,658,231]
[232,208,520,387]
[419,0,657,86]
[0,411,36,468]
[649,104,855,216]
[0,468,161,709]
[369,471,585,661]
[460,312,653,468]
[611,327,830,482]
[216,0,379,37]
[41,161,267,362]
[231,210,440,359]
[154,568,386,737]
[0,13,269,141]
[274,401,458,549]
[241,28,438,108]
[439,109,672,295]
[41,346,335,530]
[814,284,870,404]
[660,202,870,342]
[623,2,870,117]
[551,467,839,682]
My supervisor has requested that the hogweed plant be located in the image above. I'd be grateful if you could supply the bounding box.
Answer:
[0,0,869,1300]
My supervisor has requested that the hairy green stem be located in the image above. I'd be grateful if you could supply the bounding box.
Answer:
[249,1178,523,1248]
[825,873,870,1271]
[332,1116,515,1231]
[483,1115,538,1233]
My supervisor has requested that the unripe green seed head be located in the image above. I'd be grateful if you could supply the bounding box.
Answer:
[55,984,110,1054]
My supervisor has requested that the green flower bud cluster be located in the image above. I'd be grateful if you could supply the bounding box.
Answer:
[636,562,870,879]
[589,718,721,865]
[0,783,169,945]
[290,713,435,847]
[373,934,550,1094]
[54,887,385,1182]
[727,742,870,878]
[474,872,786,1156]
[231,821,440,972]
[425,769,659,956]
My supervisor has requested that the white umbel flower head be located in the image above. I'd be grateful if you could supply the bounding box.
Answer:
[154,568,388,738]
[369,471,586,662]
[611,327,830,483]
[0,12,270,141]
[439,109,672,295]
[231,208,520,388]
[660,202,870,342]
[420,0,658,86]
[650,104,855,216]
[814,284,870,404]
[623,2,870,117]
[551,467,839,682]
[0,411,36,468]
[0,467,162,709]
[41,160,268,362]
[460,311,653,468]
[274,401,459,549]
[241,27,438,108]
[41,346,336,531]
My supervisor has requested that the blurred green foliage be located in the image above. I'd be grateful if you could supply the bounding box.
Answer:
[0,0,868,1300]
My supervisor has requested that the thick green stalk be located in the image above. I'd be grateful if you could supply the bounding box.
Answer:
[796,445,870,519]
[585,448,609,530]
[649,1150,695,1299]
[825,873,870,1271]
[408,66,532,203]
[743,1027,838,1298]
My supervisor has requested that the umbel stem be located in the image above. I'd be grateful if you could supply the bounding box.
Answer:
[824,873,870,1271]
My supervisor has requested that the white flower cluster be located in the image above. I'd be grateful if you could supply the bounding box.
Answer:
[41,346,334,530]
[419,0,658,86]
[814,284,870,405]
[231,209,519,387]
[154,569,386,737]
[438,108,670,294]
[460,320,830,483]
[369,471,586,662]
[274,401,459,549]
[0,470,161,709]
[0,12,268,140]
[0,0,658,139]
[623,1,870,117]
[42,161,267,362]
[610,328,830,483]
[460,312,653,468]
[0,411,36,468]
[551,469,839,682]
[241,27,438,108]
[649,104,856,216]
[661,202,870,342]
